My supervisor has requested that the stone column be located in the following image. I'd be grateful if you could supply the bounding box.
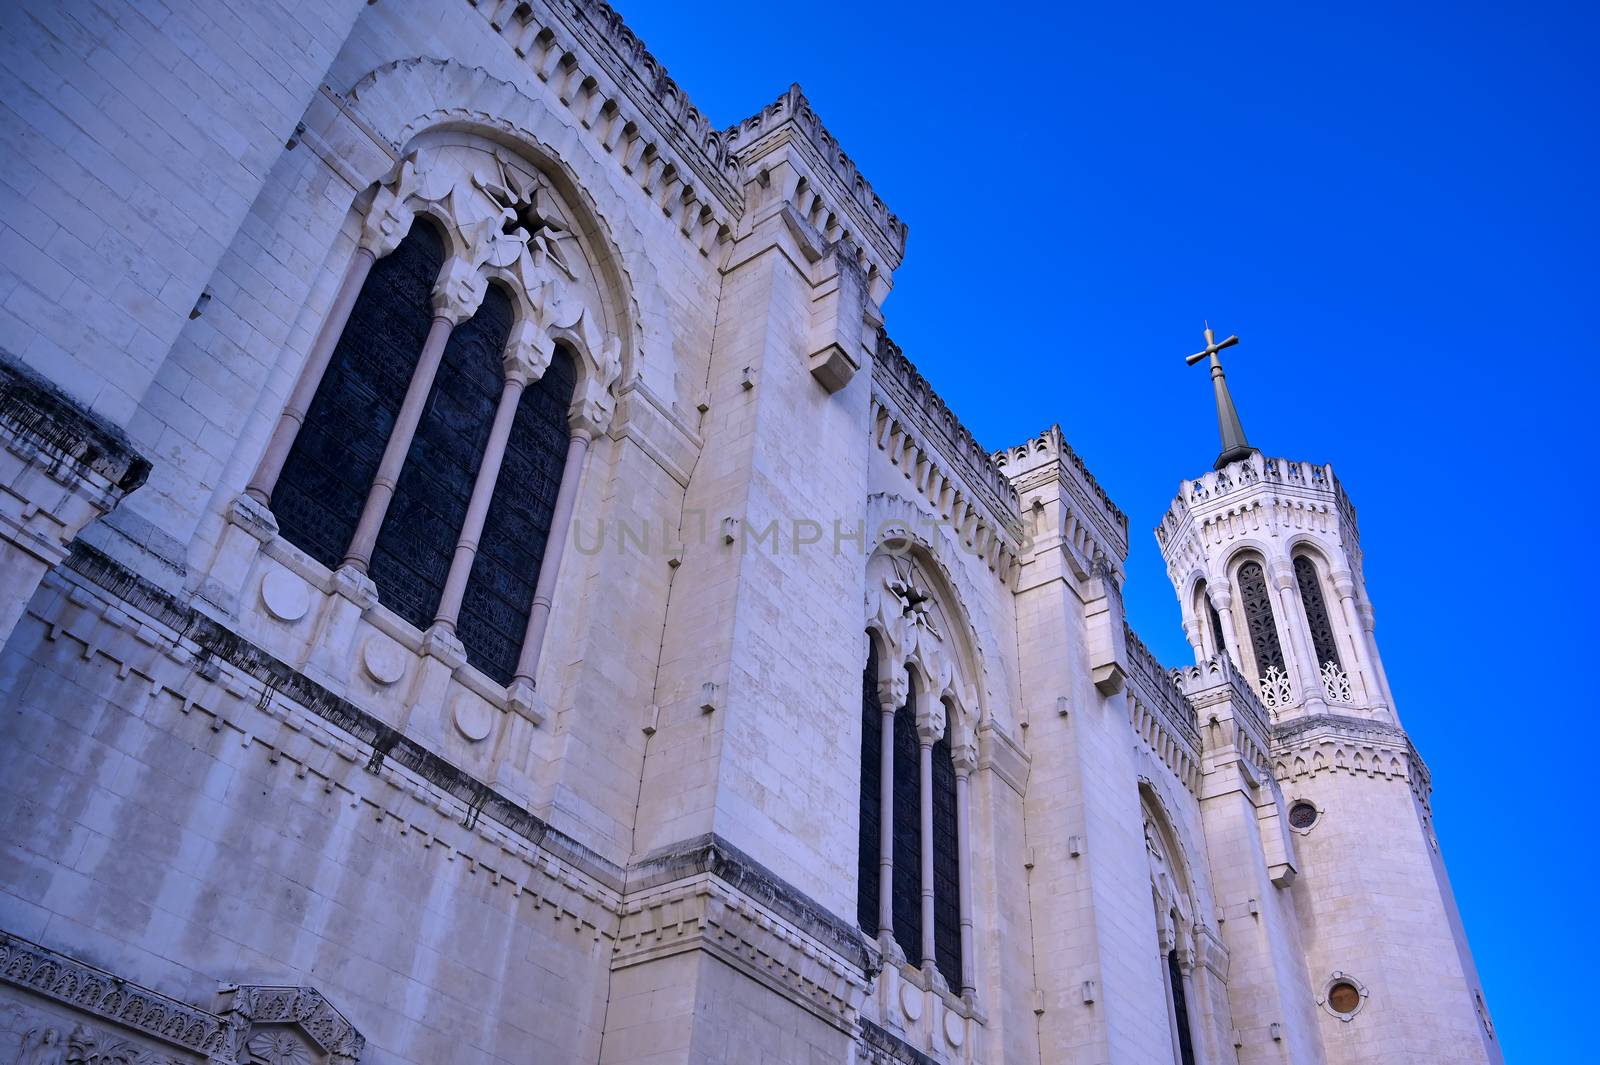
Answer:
[510,420,597,688]
[876,672,905,944]
[1357,598,1398,713]
[915,695,945,975]
[341,256,486,572]
[244,246,375,504]
[1182,615,1207,664]
[952,740,977,996]
[1269,558,1325,712]
[1208,585,1240,670]
[1331,568,1389,714]
[431,323,554,633]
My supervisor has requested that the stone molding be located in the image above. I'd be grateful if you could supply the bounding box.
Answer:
[58,542,627,896]
[872,333,1021,545]
[460,0,740,251]
[0,352,150,567]
[1270,712,1432,806]
[1125,625,1202,794]
[0,931,364,1063]
[995,424,1128,564]
[859,1018,939,1065]
[725,84,908,268]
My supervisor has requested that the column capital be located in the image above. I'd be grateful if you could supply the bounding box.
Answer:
[1268,557,1296,590]
[1207,584,1233,612]
[915,699,947,746]
[358,154,424,258]
[951,741,978,775]
[503,319,554,386]
[1330,568,1357,598]
[876,671,908,714]
[431,256,488,325]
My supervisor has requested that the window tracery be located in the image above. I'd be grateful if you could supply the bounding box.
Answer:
[861,549,979,1004]
[254,137,625,691]
[1294,555,1342,670]
[1236,559,1286,677]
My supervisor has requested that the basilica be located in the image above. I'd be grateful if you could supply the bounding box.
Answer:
[0,2,1499,1063]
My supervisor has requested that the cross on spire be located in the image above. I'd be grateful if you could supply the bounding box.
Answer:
[1185,323,1257,469]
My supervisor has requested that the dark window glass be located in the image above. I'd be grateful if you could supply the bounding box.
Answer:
[457,346,576,683]
[1294,556,1342,670]
[857,641,883,937]
[891,670,921,965]
[1289,801,1320,830]
[368,285,512,633]
[273,221,444,567]
[1237,561,1286,676]
[932,719,962,990]
[1168,949,1197,1065]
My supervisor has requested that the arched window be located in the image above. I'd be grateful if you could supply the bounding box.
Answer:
[272,219,444,568]
[857,639,883,936]
[368,283,514,632]
[456,346,578,683]
[891,669,922,964]
[1236,560,1286,676]
[931,716,962,990]
[1294,555,1342,670]
[1194,579,1227,657]
[1167,943,1197,1065]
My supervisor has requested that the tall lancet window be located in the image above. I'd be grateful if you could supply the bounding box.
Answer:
[1294,555,1342,670]
[891,669,922,964]
[272,219,445,568]
[931,717,962,989]
[369,284,514,631]
[1196,579,1227,657]
[1167,945,1197,1065]
[857,640,884,936]
[1236,560,1286,676]
[457,346,577,683]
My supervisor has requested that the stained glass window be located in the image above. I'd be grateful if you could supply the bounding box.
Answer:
[457,346,576,683]
[369,284,512,632]
[932,718,962,989]
[272,220,444,568]
[892,670,921,964]
[858,641,883,937]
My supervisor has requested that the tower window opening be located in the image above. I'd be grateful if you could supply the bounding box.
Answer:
[1294,555,1343,670]
[1236,560,1286,677]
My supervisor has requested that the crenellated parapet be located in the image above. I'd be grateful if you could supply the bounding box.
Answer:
[1156,451,1361,589]
[996,425,1128,570]
[1270,713,1432,810]
[872,332,1023,575]
[1125,625,1202,794]
[462,0,741,256]
[1173,653,1273,777]
[725,83,908,269]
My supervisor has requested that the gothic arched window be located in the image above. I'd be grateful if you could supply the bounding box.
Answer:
[1236,560,1286,676]
[1167,944,1197,1065]
[891,669,922,964]
[931,717,962,990]
[272,219,444,568]
[1294,555,1342,670]
[1195,579,1226,657]
[857,640,883,937]
[456,345,578,683]
[369,283,514,632]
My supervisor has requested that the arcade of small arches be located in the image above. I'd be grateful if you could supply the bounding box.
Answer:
[1183,543,1389,719]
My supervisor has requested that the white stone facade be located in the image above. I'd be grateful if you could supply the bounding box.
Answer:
[0,2,1498,1063]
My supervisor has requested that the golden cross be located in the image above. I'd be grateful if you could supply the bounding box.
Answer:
[1184,323,1255,469]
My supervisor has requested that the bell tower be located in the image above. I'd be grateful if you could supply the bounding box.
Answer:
[1156,329,1502,1065]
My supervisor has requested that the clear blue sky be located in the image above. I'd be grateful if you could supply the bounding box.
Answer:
[624,1,1595,1057]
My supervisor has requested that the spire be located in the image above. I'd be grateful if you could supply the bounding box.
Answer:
[1184,324,1257,469]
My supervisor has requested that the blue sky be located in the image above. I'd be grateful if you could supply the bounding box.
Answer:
[624,1,1596,1057]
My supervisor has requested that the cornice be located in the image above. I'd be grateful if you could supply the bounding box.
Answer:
[726,84,908,268]
[995,425,1128,561]
[873,331,1021,544]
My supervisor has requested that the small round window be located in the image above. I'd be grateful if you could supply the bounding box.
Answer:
[1289,801,1319,831]
[1328,981,1361,1016]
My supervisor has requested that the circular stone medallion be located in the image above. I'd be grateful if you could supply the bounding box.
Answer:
[899,981,923,1022]
[361,634,407,686]
[944,1010,965,1048]
[452,695,495,742]
[259,568,310,622]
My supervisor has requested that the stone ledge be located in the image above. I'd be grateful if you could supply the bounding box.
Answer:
[860,1018,939,1065]
[0,351,149,494]
[629,833,876,975]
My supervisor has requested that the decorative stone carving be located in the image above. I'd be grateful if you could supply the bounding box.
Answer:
[359,634,406,686]
[451,694,494,742]
[258,570,310,623]
[244,1030,314,1065]
[357,154,425,258]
